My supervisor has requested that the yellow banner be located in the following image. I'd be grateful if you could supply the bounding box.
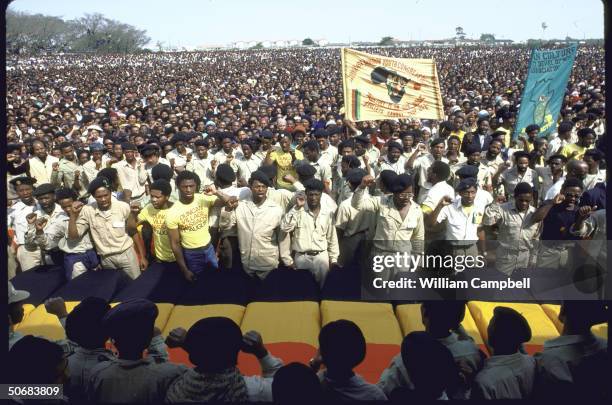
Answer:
[341,48,444,121]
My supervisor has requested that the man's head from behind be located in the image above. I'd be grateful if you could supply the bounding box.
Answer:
[184,317,243,373]
[318,319,366,374]
[272,362,322,404]
[102,298,158,359]
[66,297,111,350]
[401,331,457,400]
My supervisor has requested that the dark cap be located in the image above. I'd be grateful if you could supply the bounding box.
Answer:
[87,177,112,195]
[386,141,403,152]
[354,135,370,145]
[32,183,56,197]
[102,298,158,339]
[313,129,328,138]
[216,163,236,183]
[260,130,273,140]
[465,144,481,156]
[456,165,479,179]
[65,297,110,348]
[390,174,414,193]
[490,306,531,344]
[10,176,36,187]
[259,164,277,180]
[456,177,477,192]
[379,170,398,190]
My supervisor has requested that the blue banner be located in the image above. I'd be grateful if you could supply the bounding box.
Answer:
[514,44,577,140]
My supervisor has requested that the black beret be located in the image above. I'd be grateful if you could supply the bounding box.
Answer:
[65,297,110,346]
[430,138,446,147]
[456,177,478,192]
[346,168,367,186]
[354,135,370,145]
[313,129,328,138]
[249,170,272,187]
[386,141,403,152]
[140,144,161,156]
[390,174,414,193]
[456,165,479,179]
[89,143,104,152]
[304,178,324,192]
[216,163,236,183]
[102,298,158,339]
[260,130,273,139]
[9,176,36,187]
[465,144,481,155]
[491,306,531,344]
[296,163,317,178]
[88,177,112,195]
[32,183,56,197]
[379,170,398,190]
[259,164,277,180]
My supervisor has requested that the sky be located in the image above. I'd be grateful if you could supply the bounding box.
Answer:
[7,0,605,48]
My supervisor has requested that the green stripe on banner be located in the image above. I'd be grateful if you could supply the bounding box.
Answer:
[353,89,361,121]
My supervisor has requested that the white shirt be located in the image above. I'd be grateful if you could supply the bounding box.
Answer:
[437,199,485,242]
[421,181,455,211]
[8,201,37,245]
[166,147,193,168]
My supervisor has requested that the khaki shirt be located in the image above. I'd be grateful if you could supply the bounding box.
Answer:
[51,159,89,198]
[83,160,103,185]
[351,188,424,253]
[535,333,607,392]
[498,167,538,200]
[219,199,293,270]
[74,201,133,256]
[87,358,187,404]
[112,160,148,198]
[280,206,340,262]
[335,192,376,238]
[473,352,536,399]
[308,160,333,188]
[25,206,92,253]
[482,202,540,251]
[236,155,263,183]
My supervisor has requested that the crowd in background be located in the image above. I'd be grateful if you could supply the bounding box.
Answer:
[5,45,607,401]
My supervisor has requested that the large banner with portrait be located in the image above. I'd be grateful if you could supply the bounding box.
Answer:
[341,48,444,121]
[514,44,578,140]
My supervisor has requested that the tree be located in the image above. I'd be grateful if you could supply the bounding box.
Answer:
[379,36,395,46]
[455,26,466,40]
[480,33,496,42]
[250,42,264,50]
[6,8,150,54]
[302,38,315,46]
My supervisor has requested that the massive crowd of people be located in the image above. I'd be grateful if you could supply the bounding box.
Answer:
[6,44,607,402]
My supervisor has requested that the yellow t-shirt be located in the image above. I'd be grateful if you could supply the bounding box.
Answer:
[165,194,218,249]
[138,204,175,262]
[560,143,590,160]
[270,149,304,189]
